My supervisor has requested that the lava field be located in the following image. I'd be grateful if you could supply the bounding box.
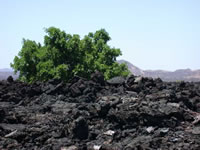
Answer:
[0,72,200,150]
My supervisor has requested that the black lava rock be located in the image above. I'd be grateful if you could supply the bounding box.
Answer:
[0,75,200,149]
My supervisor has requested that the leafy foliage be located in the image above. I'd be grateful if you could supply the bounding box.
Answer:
[11,27,130,83]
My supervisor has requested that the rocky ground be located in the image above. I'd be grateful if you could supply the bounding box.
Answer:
[0,72,200,150]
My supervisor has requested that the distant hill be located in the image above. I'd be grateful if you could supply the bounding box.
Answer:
[118,60,200,82]
[117,60,145,76]
[1,62,200,82]
[0,69,18,80]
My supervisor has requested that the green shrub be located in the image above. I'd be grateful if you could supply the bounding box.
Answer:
[11,27,130,83]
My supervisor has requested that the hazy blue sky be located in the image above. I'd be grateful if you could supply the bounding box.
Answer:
[0,0,200,71]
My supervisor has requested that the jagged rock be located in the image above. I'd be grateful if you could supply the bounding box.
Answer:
[190,126,200,135]
[107,76,125,85]
[0,75,200,149]
[61,145,78,150]
[124,136,152,149]
[71,117,89,140]
[146,126,155,133]
[7,76,14,83]
[99,144,122,150]
[0,108,5,122]
[134,76,143,83]
[91,71,105,85]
